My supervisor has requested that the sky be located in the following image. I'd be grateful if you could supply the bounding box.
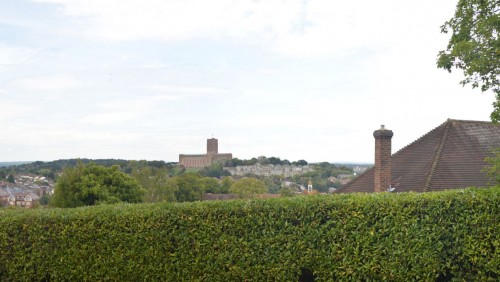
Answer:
[0,0,495,163]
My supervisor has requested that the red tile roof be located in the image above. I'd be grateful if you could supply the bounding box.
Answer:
[338,119,500,193]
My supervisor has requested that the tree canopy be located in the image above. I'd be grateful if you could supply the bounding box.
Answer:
[437,0,500,122]
[131,166,177,203]
[51,163,145,208]
[174,172,206,202]
[485,148,500,185]
[229,177,267,196]
[223,156,308,167]
[0,158,176,181]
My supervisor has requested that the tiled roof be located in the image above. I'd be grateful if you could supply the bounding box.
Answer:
[338,119,500,193]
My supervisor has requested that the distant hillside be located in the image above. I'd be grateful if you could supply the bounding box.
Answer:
[0,162,33,167]
[0,159,176,180]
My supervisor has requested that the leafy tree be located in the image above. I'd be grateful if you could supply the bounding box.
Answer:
[257,156,269,165]
[263,175,282,194]
[229,177,267,196]
[198,162,230,178]
[39,194,50,206]
[267,157,282,165]
[485,148,500,185]
[174,172,205,202]
[224,158,244,167]
[7,173,15,184]
[197,177,220,193]
[224,157,311,167]
[280,186,296,197]
[37,169,53,179]
[311,178,329,193]
[131,167,177,203]
[51,163,145,208]
[163,178,180,201]
[220,176,234,194]
[437,0,500,122]
[293,160,308,166]
[246,158,258,166]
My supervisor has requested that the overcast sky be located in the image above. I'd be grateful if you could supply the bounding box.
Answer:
[0,0,495,163]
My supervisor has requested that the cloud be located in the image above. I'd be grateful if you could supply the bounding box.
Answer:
[0,103,38,122]
[147,85,229,97]
[9,74,81,91]
[0,121,142,147]
[31,0,456,58]
[0,44,38,66]
[34,0,275,41]
[77,112,138,125]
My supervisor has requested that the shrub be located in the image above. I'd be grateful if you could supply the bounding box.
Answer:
[0,187,498,281]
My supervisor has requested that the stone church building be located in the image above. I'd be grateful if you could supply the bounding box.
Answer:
[179,138,232,168]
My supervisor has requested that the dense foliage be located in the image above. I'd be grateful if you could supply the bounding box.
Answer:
[0,187,498,281]
[0,159,177,181]
[223,156,308,167]
[485,148,500,185]
[51,163,145,208]
[437,0,500,122]
[229,177,267,196]
[131,166,178,203]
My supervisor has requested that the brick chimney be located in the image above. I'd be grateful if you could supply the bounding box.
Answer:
[373,125,393,192]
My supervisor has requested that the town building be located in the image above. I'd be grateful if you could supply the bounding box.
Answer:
[224,163,313,177]
[0,174,53,208]
[179,138,232,168]
[338,119,500,193]
[0,189,40,208]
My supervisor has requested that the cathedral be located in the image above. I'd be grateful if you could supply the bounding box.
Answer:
[179,138,232,168]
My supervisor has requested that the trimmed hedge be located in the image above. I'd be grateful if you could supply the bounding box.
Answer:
[0,187,498,281]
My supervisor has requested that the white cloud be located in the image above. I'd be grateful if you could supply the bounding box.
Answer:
[0,44,38,66]
[77,112,138,125]
[31,0,457,58]
[147,84,229,97]
[0,103,38,122]
[271,1,455,58]
[9,74,81,91]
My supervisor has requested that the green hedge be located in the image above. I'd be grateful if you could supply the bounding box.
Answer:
[0,187,498,281]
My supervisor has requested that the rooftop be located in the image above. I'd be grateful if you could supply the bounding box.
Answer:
[338,119,500,193]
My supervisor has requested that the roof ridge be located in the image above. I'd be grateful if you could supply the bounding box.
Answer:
[423,119,452,192]
[390,119,496,160]
[391,119,449,158]
[447,119,494,125]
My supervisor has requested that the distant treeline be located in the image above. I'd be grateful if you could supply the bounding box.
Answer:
[0,162,33,168]
[0,159,178,181]
[223,156,308,167]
